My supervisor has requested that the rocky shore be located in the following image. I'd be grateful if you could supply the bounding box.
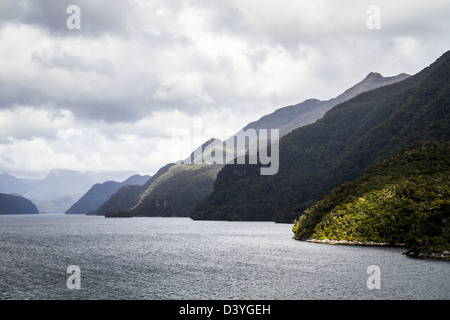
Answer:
[296,238,450,261]
[402,249,450,261]
[304,238,404,247]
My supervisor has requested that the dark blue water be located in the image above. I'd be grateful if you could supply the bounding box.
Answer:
[0,214,448,300]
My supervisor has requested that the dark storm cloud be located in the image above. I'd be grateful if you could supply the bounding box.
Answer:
[0,0,449,176]
[0,79,42,108]
[0,0,24,25]
[0,0,227,123]
[62,98,152,123]
[18,0,133,37]
[31,50,115,74]
[0,0,449,125]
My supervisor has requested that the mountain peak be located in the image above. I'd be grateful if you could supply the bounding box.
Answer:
[46,168,78,177]
[364,72,383,80]
[363,72,411,83]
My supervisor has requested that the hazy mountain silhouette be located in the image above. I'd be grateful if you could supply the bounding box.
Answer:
[66,174,150,214]
[0,193,39,215]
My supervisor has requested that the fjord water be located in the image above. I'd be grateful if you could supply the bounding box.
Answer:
[0,214,448,300]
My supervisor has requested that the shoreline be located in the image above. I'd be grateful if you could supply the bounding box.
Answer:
[402,249,450,261]
[294,237,450,261]
[303,238,404,247]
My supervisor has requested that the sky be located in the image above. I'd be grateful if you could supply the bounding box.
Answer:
[0,0,449,178]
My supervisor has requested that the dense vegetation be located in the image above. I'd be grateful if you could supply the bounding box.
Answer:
[93,163,175,215]
[66,181,128,214]
[105,164,223,217]
[129,164,223,217]
[191,50,450,223]
[104,210,133,218]
[292,142,450,256]
[66,175,149,214]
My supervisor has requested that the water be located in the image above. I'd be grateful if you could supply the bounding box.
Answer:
[0,214,448,300]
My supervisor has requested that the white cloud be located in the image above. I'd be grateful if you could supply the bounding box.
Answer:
[0,0,449,177]
[0,106,257,176]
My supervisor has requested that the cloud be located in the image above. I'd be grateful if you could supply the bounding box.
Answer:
[3,0,133,37]
[0,105,256,176]
[0,0,449,176]
[0,106,73,141]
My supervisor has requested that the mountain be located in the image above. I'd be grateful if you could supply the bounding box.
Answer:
[121,174,151,186]
[293,141,450,258]
[25,169,136,201]
[31,195,81,214]
[179,73,410,165]
[0,193,39,215]
[0,173,38,195]
[23,169,137,213]
[179,138,227,164]
[122,164,223,217]
[92,163,175,216]
[95,135,225,218]
[101,163,222,218]
[235,72,410,138]
[190,50,450,223]
[65,174,150,215]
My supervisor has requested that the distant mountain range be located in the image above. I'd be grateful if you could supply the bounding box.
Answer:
[90,70,412,219]
[90,159,222,218]
[177,72,410,166]
[92,163,176,216]
[0,169,141,213]
[65,174,150,214]
[0,173,39,195]
[0,69,409,216]
[5,50,445,257]
[191,50,450,223]
[5,49,448,262]
[239,71,411,138]
[24,169,137,201]
[125,163,223,218]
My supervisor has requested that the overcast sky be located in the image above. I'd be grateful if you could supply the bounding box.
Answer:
[1,0,449,178]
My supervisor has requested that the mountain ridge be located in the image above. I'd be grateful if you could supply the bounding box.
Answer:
[0,172,38,195]
[239,72,410,138]
[65,174,150,214]
[92,163,175,216]
[122,163,223,218]
[0,193,39,215]
[190,50,450,223]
